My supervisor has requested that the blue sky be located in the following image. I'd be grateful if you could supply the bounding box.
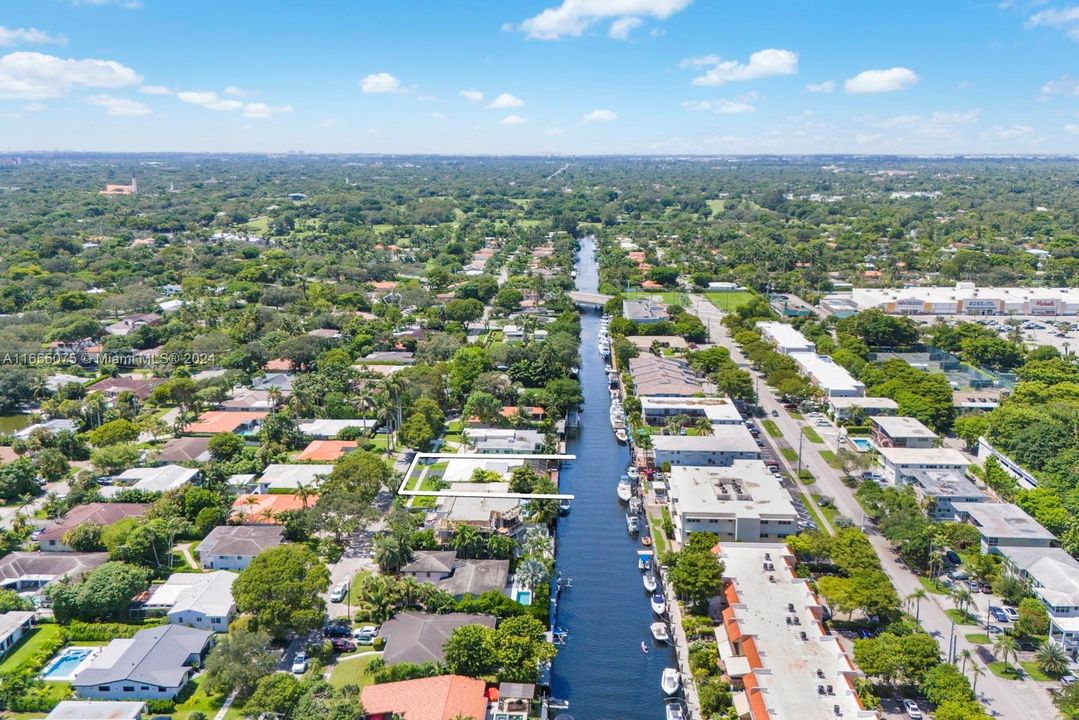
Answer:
[2,0,1079,154]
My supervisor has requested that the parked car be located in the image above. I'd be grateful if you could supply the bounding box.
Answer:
[771,409,779,417]
[987,624,1004,635]
[330,638,356,653]
[291,652,308,674]
[330,580,349,603]
[323,623,352,638]
[1002,606,1020,622]
[1062,675,1076,686]
[989,606,1008,622]
[945,550,962,565]
[904,699,923,719]
[815,419,829,427]
[353,625,379,644]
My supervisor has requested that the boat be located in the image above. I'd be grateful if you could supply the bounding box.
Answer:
[643,573,657,593]
[559,498,571,515]
[608,371,619,387]
[661,667,681,695]
[626,514,640,535]
[610,388,620,400]
[638,550,653,572]
[615,428,628,443]
[665,702,685,720]
[640,641,649,654]
[628,497,642,515]
[651,622,670,643]
[641,535,653,547]
[626,465,639,480]
[617,477,632,503]
[651,590,667,616]
[547,697,570,711]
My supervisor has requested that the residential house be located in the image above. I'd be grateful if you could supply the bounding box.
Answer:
[378,612,496,665]
[627,354,702,397]
[107,465,198,495]
[400,551,510,597]
[219,389,275,412]
[623,299,668,324]
[757,321,817,355]
[73,625,213,701]
[826,396,899,421]
[296,440,357,462]
[38,503,148,552]
[360,675,488,720]
[876,447,970,485]
[999,545,1079,658]
[105,314,162,337]
[14,419,78,440]
[0,611,34,659]
[230,494,316,524]
[251,373,294,394]
[144,571,237,631]
[47,701,145,720]
[183,411,266,435]
[464,428,545,454]
[297,418,376,439]
[952,502,1057,554]
[153,437,211,464]
[86,377,165,402]
[0,552,107,593]
[258,464,333,492]
[908,470,985,521]
[197,526,283,570]
[639,395,743,427]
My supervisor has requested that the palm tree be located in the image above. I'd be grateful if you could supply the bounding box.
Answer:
[516,557,547,590]
[522,527,553,560]
[928,546,946,588]
[664,417,680,436]
[693,417,713,436]
[993,634,1019,675]
[373,534,414,574]
[960,649,973,675]
[951,586,974,621]
[970,662,985,694]
[1037,640,1070,678]
[294,479,314,509]
[906,589,928,623]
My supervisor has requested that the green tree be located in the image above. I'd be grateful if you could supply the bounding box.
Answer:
[444,623,498,677]
[62,522,103,552]
[234,544,331,639]
[398,412,434,449]
[203,628,278,699]
[1037,640,1069,678]
[668,548,725,613]
[46,561,152,622]
[208,432,244,461]
[243,672,306,719]
[1015,597,1050,638]
[87,418,139,447]
[993,634,1018,675]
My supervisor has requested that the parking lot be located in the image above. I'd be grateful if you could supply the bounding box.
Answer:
[907,314,1079,356]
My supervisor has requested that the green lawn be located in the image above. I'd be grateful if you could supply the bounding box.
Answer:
[703,291,756,312]
[945,609,978,625]
[813,495,840,526]
[329,652,381,690]
[1020,661,1058,682]
[0,624,65,674]
[918,576,950,595]
[706,198,726,214]
[172,677,227,720]
[789,411,804,420]
[762,420,782,438]
[818,450,842,469]
[624,291,689,306]
[965,633,991,645]
[802,426,824,444]
[988,661,1025,680]
[780,447,798,462]
[800,493,829,533]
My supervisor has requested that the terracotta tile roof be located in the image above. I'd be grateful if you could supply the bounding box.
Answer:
[360,675,487,720]
[183,411,267,434]
[230,494,316,524]
[263,358,292,372]
[296,440,358,462]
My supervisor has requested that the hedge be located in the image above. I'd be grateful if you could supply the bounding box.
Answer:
[66,619,162,642]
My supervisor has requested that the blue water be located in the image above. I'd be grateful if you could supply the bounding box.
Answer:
[550,237,675,718]
[41,647,91,679]
[850,437,871,452]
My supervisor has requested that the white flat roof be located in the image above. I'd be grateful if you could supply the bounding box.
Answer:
[828,396,898,409]
[651,425,759,454]
[870,415,937,440]
[47,701,145,720]
[259,463,334,490]
[999,546,1079,608]
[0,611,32,640]
[717,543,876,720]
[115,465,198,493]
[953,502,1056,542]
[909,470,984,499]
[639,395,743,423]
[877,447,970,466]
[852,285,1079,308]
[668,461,797,520]
[791,352,865,394]
[757,321,816,352]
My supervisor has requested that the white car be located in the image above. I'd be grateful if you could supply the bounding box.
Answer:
[329,581,349,603]
[904,699,923,719]
[291,652,308,674]
[353,625,379,645]
[1002,606,1020,622]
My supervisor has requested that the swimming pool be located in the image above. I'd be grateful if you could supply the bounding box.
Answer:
[850,437,872,453]
[40,647,95,681]
[515,590,533,606]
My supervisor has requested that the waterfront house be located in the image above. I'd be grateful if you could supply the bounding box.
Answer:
[360,674,488,720]
[0,552,108,593]
[400,551,510,597]
[651,427,760,467]
[623,299,668,324]
[378,612,496,666]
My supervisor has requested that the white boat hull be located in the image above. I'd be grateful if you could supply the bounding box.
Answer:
[661,668,681,696]
[651,622,670,643]
[643,574,657,593]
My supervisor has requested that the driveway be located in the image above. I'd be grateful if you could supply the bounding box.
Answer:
[690,294,1060,720]
[325,553,373,620]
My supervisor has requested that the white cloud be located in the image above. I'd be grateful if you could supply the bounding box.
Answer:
[241,102,291,119]
[0,27,66,47]
[682,99,755,113]
[805,80,834,93]
[518,0,692,40]
[140,84,170,95]
[545,128,564,135]
[986,124,1033,140]
[318,117,338,128]
[223,85,250,97]
[432,111,446,120]
[0,51,141,100]
[360,72,403,94]
[177,90,243,111]
[583,108,617,122]
[84,94,151,116]
[1065,123,1079,134]
[609,16,643,40]
[844,67,919,94]
[1041,76,1079,97]
[489,92,525,108]
[22,102,46,111]
[1027,6,1079,41]
[501,114,526,125]
[686,49,798,86]
[460,89,484,103]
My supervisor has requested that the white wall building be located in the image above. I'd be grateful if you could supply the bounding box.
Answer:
[667,462,798,543]
[651,426,760,468]
[757,321,816,355]
[790,353,865,398]
[877,446,970,485]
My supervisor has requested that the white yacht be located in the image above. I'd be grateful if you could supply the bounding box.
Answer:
[650,622,670,643]
[643,573,657,593]
[661,667,681,696]
[617,477,632,503]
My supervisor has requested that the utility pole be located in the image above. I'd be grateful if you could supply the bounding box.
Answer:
[796,431,804,479]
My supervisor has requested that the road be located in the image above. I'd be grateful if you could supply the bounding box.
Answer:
[690,294,1060,720]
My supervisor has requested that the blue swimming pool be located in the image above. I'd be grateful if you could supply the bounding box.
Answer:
[850,437,872,452]
[515,590,532,605]
[40,647,92,681]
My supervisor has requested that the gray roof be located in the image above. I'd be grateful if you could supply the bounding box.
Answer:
[0,611,33,641]
[155,437,211,463]
[74,624,212,689]
[401,551,457,575]
[436,559,509,597]
[0,552,108,586]
[46,701,145,720]
[378,612,496,665]
[623,299,668,322]
[38,504,148,543]
[499,682,536,700]
[198,526,283,559]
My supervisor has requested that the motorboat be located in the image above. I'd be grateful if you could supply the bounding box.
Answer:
[661,667,681,696]
[638,550,653,572]
[610,387,620,400]
[665,701,685,720]
[641,535,653,547]
[617,477,632,503]
[547,697,569,711]
[608,371,619,387]
[626,514,640,535]
[651,590,667,617]
[628,497,642,515]
[643,573,658,593]
[627,465,639,480]
[559,498,571,515]
[651,622,671,643]
[615,428,628,444]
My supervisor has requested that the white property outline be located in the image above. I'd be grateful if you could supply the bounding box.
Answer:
[399,452,576,500]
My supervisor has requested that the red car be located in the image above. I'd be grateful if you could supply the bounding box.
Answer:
[330,638,356,653]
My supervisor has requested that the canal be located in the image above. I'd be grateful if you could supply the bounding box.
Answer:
[550,236,675,718]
